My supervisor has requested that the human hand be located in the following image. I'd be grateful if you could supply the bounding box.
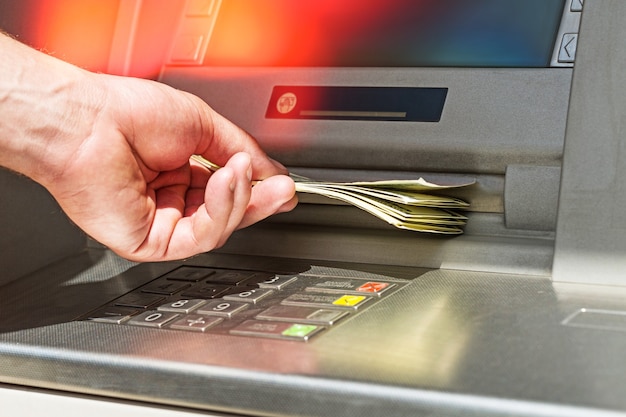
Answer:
[44,73,297,261]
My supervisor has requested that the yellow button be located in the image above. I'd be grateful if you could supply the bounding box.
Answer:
[333,295,366,307]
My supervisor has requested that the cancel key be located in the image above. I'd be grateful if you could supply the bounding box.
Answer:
[282,293,371,310]
[306,279,394,297]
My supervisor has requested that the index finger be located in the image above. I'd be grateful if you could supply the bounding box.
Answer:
[196,104,288,180]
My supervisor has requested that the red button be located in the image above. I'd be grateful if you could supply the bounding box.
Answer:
[357,282,389,293]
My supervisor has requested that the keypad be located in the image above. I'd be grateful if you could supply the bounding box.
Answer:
[83,265,404,342]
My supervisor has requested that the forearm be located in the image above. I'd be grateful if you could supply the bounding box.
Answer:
[0,33,99,186]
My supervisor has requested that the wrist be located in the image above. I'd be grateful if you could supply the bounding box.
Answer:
[0,34,105,187]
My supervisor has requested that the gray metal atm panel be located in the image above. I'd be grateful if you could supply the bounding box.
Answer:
[3,252,626,416]
[0,169,86,287]
[161,67,571,175]
[554,0,626,285]
[160,65,569,275]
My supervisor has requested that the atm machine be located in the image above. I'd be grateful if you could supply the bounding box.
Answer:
[2,0,626,416]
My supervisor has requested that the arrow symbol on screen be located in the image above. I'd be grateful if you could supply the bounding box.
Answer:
[563,36,577,58]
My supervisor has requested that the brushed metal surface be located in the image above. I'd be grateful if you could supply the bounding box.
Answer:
[2,249,626,416]
[161,67,571,176]
[553,0,626,285]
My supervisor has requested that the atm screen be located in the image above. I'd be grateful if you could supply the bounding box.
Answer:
[203,0,565,68]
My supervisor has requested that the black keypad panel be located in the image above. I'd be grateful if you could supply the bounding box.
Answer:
[83,266,404,342]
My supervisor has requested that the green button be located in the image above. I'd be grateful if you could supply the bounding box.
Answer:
[282,324,318,337]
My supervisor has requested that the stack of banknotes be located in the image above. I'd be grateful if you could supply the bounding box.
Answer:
[191,155,472,234]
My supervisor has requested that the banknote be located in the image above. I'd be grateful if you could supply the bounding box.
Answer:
[295,183,468,234]
[190,155,472,234]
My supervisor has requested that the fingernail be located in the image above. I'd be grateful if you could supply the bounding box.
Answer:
[246,164,253,181]
[229,174,236,192]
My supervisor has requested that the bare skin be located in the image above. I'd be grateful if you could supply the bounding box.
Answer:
[0,34,297,261]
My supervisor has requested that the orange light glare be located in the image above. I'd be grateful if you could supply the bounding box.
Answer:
[205,0,404,67]
[32,0,120,73]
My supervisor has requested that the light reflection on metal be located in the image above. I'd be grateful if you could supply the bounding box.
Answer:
[318,292,471,386]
